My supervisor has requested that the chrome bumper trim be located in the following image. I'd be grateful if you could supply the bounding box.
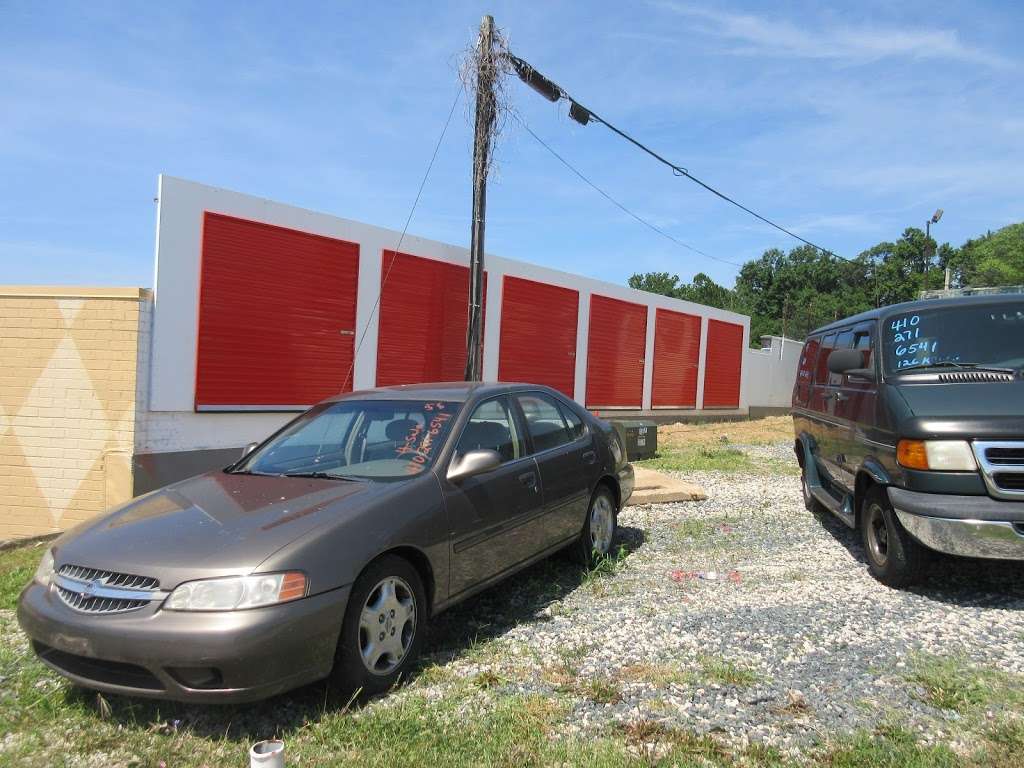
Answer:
[895,510,1024,560]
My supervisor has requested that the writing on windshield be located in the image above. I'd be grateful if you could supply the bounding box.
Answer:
[889,314,944,370]
[396,402,452,475]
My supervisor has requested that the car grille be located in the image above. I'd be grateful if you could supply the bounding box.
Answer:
[973,441,1024,500]
[55,564,163,614]
[938,371,1015,383]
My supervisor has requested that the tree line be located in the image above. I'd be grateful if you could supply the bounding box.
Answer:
[628,222,1024,345]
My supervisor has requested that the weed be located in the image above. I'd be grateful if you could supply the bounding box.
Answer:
[699,656,760,687]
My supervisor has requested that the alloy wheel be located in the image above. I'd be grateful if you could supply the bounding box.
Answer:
[865,502,889,566]
[358,576,416,675]
[589,494,615,556]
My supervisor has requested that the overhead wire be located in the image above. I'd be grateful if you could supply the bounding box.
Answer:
[342,84,463,391]
[516,115,744,269]
[507,52,844,261]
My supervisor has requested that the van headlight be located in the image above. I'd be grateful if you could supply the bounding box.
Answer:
[164,572,307,611]
[33,548,55,586]
[897,440,977,471]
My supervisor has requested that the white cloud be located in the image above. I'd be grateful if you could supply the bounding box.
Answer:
[654,2,1011,67]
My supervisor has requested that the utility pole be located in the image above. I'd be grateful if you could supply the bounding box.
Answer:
[464,14,498,381]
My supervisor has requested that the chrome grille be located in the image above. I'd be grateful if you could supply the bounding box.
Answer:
[56,587,148,614]
[58,565,159,591]
[938,371,1015,383]
[54,564,163,615]
[972,441,1024,500]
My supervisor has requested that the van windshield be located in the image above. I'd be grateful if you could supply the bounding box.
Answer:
[234,399,460,481]
[883,302,1024,374]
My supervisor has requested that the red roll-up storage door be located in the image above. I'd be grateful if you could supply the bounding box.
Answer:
[376,251,484,386]
[498,276,578,397]
[195,212,360,410]
[703,319,744,408]
[651,308,701,407]
[586,295,647,408]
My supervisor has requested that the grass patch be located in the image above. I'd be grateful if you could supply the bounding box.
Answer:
[616,662,696,687]
[579,677,622,705]
[582,544,629,588]
[0,542,47,610]
[639,445,754,474]
[906,654,1024,714]
[699,656,760,688]
[823,725,960,767]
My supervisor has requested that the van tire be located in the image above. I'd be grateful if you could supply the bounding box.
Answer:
[860,487,927,588]
[801,466,824,513]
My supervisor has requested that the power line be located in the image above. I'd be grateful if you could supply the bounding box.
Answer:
[516,116,744,269]
[507,52,844,261]
[343,84,463,391]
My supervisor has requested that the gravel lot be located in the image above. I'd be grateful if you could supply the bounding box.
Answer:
[419,441,1024,759]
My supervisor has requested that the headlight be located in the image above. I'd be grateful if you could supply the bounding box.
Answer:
[164,572,306,611]
[33,548,55,586]
[897,440,977,471]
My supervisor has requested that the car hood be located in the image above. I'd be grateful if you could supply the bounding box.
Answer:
[893,380,1024,439]
[52,472,398,589]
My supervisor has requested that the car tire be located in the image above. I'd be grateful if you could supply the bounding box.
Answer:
[330,554,427,698]
[860,486,927,588]
[571,485,618,567]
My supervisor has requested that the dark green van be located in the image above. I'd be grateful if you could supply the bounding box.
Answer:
[792,294,1024,587]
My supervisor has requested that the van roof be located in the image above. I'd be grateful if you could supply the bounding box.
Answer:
[807,293,1024,337]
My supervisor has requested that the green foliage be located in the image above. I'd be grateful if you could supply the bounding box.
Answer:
[0,543,46,610]
[628,221,1024,346]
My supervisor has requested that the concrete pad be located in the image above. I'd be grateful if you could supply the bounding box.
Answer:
[626,466,707,505]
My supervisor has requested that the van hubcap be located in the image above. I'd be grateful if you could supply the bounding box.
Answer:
[866,503,889,566]
[358,577,416,675]
[590,495,614,555]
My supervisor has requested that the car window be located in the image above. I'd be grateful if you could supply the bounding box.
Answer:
[455,398,524,463]
[794,335,821,405]
[814,333,837,384]
[517,393,572,453]
[560,403,586,440]
[853,328,873,369]
[830,330,854,386]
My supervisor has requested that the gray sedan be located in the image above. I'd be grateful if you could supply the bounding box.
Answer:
[18,382,634,702]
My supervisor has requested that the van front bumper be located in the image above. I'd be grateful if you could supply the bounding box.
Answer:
[888,487,1024,560]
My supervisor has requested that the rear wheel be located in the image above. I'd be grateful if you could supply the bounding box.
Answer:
[331,555,426,697]
[571,486,618,567]
[860,487,927,588]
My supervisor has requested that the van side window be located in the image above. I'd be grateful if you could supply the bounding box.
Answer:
[830,330,854,385]
[794,335,821,405]
[853,329,873,369]
[814,333,837,384]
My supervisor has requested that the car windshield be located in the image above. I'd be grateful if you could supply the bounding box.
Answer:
[235,399,460,481]
[883,301,1024,374]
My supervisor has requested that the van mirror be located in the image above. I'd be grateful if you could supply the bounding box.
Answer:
[827,348,876,381]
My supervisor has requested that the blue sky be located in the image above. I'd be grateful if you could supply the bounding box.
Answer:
[1,0,1021,289]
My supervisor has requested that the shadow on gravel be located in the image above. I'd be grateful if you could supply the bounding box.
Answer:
[57,525,647,740]
[810,507,1024,609]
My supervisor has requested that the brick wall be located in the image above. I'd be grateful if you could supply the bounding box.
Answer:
[0,287,150,540]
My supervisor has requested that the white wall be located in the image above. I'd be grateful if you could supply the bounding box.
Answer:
[143,175,753,454]
[743,336,803,409]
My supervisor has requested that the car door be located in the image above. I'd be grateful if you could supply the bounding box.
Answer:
[443,395,543,597]
[819,328,854,487]
[513,391,595,547]
[835,323,879,481]
[805,331,841,484]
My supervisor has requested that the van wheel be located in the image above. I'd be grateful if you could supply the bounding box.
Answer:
[331,555,426,698]
[801,466,823,513]
[860,487,927,588]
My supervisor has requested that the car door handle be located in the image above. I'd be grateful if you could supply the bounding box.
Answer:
[517,471,537,488]
[582,450,597,465]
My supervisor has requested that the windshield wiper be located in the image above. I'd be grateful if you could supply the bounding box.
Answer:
[899,361,1016,374]
[281,471,359,481]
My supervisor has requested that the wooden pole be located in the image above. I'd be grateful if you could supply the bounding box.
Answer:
[465,15,497,381]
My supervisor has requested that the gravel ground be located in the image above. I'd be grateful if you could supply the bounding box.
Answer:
[419,441,1024,759]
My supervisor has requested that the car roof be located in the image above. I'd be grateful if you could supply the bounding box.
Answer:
[324,381,553,404]
[807,293,1024,337]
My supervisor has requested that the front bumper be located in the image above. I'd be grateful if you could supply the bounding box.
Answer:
[888,487,1024,560]
[17,580,350,703]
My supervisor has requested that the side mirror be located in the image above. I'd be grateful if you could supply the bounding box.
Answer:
[827,348,876,381]
[447,449,502,483]
[241,442,259,459]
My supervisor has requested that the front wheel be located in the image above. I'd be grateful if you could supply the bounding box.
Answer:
[331,555,426,698]
[571,486,618,566]
[860,487,927,588]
